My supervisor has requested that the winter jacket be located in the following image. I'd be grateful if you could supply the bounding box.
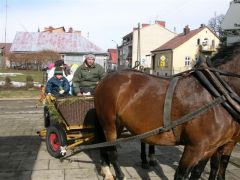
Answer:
[45,76,70,97]
[72,63,105,94]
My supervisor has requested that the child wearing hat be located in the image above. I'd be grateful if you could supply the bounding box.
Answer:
[45,66,70,97]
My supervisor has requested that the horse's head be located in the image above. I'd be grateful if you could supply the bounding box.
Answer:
[212,45,240,95]
[225,53,240,95]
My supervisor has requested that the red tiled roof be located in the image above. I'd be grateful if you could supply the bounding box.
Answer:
[152,27,206,52]
[108,49,117,64]
[0,43,12,55]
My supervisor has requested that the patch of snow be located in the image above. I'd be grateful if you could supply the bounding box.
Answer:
[0,73,24,77]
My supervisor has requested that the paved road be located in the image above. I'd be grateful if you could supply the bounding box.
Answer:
[0,99,240,180]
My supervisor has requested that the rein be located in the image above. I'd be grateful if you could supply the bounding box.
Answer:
[194,65,240,120]
[60,95,225,160]
[199,67,240,78]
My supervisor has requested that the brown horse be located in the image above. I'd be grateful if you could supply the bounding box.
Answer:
[94,47,240,179]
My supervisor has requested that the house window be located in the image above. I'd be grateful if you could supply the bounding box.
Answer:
[212,40,215,48]
[185,57,191,66]
[197,38,200,45]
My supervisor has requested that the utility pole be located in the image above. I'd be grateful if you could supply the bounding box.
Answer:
[136,23,141,70]
[4,0,8,45]
[3,0,8,68]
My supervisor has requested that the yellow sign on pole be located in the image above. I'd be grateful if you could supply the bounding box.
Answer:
[160,55,166,67]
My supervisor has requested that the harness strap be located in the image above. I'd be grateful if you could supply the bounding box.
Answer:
[213,72,240,103]
[60,96,225,160]
[163,77,179,128]
[204,68,240,114]
[208,67,240,78]
[194,70,240,120]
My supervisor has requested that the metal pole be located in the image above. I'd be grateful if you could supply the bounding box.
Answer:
[3,0,8,68]
[137,23,141,70]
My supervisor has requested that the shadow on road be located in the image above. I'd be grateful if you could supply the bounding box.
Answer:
[0,136,41,180]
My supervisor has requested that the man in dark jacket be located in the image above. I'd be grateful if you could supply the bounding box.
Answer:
[72,54,105,96]
[45,67,70,97]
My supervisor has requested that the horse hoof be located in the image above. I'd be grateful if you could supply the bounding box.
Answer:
[141,162,150,169]
[103,176,115,180]
[101,165,114,180]
[149,160,158,167]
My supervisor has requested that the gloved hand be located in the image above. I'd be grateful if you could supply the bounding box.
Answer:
[59,90,65,94]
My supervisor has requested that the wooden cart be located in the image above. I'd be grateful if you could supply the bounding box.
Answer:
[38,95,96,158]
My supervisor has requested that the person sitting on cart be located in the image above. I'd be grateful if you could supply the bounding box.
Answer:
[45,66,70,97]
[72,54,106,96]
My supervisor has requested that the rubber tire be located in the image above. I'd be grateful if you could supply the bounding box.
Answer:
[46,124,67,158]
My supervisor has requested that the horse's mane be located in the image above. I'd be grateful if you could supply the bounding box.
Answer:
[108,68,172,79]
[210,43,240,67]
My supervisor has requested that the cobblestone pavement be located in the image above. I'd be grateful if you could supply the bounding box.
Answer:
[0,99,240,180]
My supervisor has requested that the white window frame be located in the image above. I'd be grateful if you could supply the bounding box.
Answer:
[185,56,191,66]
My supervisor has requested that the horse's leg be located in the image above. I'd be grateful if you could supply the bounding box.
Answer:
[209,150,221,180]
[107,146,125,180]
[217,142,236,180]
[94,117,114,180]
[149,145,157,166]
[217,155,230,180]
[189,158,209,180]
[174,145,206,180]
[99,148,114,180]
[141,142,150,169]
[99,120,125,180]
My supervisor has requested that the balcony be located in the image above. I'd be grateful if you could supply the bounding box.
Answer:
[199,45,216,52]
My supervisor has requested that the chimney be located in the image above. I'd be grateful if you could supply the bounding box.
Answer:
[142,23,150,28]
[68,27,73,33]
[183,25,190,35]
[200,24,205,28]
[133,27,138,31]
[44,26,53,32]
[74,30,81,35]
[155,20,166,27]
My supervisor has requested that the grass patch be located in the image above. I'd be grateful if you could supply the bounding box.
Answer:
[0,68,44,99]
[0,88,40,99]
[0,67,46,83]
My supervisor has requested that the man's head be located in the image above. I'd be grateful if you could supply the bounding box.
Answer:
[55,60,65,67]
[54,66,63,79]
[85,54,95,67]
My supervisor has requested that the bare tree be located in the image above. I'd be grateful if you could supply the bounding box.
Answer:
[208,14,225,36]
[8,50,60,70]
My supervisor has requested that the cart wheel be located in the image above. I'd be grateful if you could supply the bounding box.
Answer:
[46,124,67,158]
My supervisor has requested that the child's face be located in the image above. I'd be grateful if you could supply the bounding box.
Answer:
[56,74,63,79]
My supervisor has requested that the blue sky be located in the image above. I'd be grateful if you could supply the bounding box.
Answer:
[0,0,230,50]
